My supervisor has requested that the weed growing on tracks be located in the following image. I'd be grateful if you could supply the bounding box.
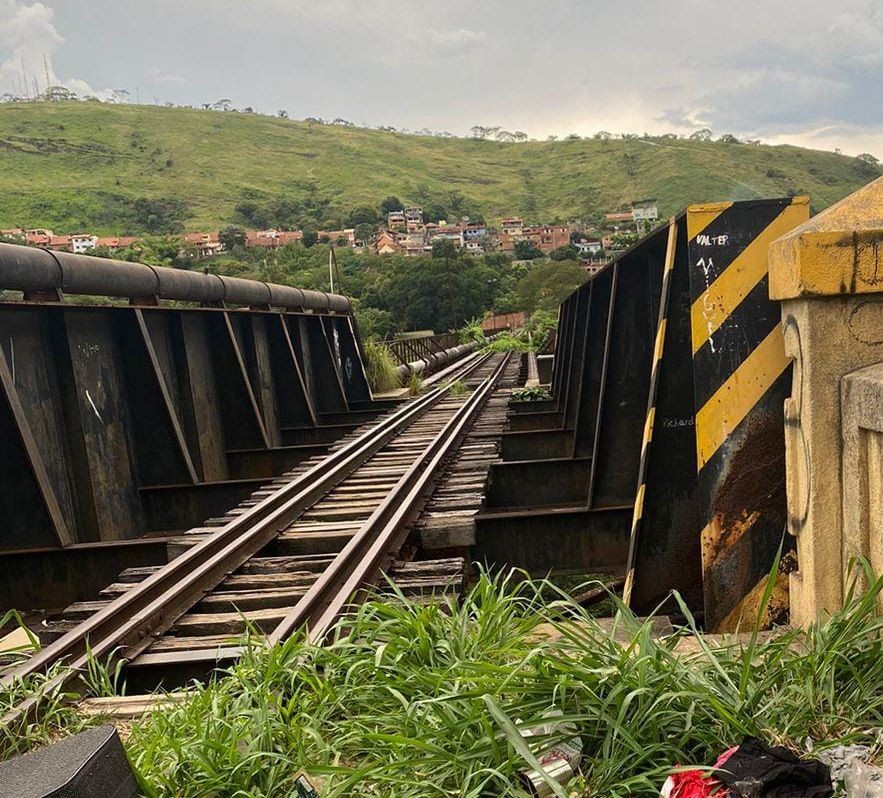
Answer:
[407,371,424,396]
[7,570,883,796]
[445,378,470,397]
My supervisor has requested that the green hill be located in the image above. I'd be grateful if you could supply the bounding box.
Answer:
[0,102,877,234]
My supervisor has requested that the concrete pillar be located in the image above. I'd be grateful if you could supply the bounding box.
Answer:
[769,176,883,626]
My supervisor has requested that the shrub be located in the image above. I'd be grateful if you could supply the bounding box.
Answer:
[362,340,400,393]
[512,386,552,402]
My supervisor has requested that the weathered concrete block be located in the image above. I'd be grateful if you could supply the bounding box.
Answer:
[769,175,883,626]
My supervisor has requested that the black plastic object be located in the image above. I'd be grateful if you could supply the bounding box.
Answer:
[0,725,138,798]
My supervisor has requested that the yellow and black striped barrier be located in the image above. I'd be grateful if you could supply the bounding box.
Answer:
[687,197,808,629]
[623,197,808,629]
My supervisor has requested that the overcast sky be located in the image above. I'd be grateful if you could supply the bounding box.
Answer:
[2,0,883,157]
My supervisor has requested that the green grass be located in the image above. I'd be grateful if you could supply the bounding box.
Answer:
[407,371,425,397]
[5,569,883,796]
[445,379,470,397]
[512,386,553,402]
[0,102,877,233]
[361,340,401,394]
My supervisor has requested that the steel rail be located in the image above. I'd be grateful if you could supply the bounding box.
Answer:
[277,351,512,645]
[128,351,512,668]
[1,350,496,725]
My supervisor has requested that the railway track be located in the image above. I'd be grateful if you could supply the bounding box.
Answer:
[2,350,517,721]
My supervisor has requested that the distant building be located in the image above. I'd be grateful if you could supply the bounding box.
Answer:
[500,217,524,236]
[402,207,424,233]
[631,198,659,223]
[319,229,356,248]
[482,310,526,334]
[464,223,487,240]
[95,236,139,250]
[244,229,302,249]
[48,234,72,251]
[25,228,53,246]
[184,232,223,259]
[581,259,607,276]
[426,222,464,249]
[387,211,407,231]
[601,233,618,250]
[70,234,98,254]
[604,211,634,223]
[397,230,428,257]
[375,229,399,255]
[0,228,24,241]
[525,224,571,253]
[575,239,602,255]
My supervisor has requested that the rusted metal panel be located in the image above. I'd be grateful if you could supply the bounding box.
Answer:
[626,198,808,625]
[625,220,704,612]
[687,197,809,630]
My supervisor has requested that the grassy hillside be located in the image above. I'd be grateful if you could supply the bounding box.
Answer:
[0,102,877,233]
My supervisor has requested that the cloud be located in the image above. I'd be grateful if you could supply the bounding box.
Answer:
[0,0,112,98]
[656,1,883,143]
[1,0,882,157]
[423,27,488,56]
[149,68,185,85]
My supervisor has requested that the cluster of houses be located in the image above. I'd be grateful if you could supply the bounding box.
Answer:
[1,199,658,272]
[374,210,578,258]
[374,199,658,266]
[0,227,330,258]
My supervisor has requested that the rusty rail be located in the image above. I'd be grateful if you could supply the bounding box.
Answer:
[1,350,504,725]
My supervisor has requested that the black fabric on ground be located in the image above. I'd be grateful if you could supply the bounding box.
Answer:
[716,737,833,798]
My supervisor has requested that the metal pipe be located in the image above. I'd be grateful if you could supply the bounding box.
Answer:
[0,242,351,313]
[394,339,483,382]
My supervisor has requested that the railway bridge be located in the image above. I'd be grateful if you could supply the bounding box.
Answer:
[1,177,882,745]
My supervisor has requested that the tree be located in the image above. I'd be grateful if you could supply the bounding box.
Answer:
[346,205,381,227]
[212,98,232,111]
[594,131,612,140]
[718,133,740,144]
[550,244,580,261]
[129,236,186,267]
[857,153,879,165]
[219,225,247,251]
[44,85,77,101]
[302,228,318,247]
[431,239,458,260]
[690,128,713,141]
[513,131,528,142]
[514,259,587,314]
[380,196,403,215]
[514,240,544,260]
[355,306,395,339]
[354,223,376,245]
[277,109,288,119]
[610,231,638,250]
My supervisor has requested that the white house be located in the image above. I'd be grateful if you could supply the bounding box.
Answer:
[70,234,98,254]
